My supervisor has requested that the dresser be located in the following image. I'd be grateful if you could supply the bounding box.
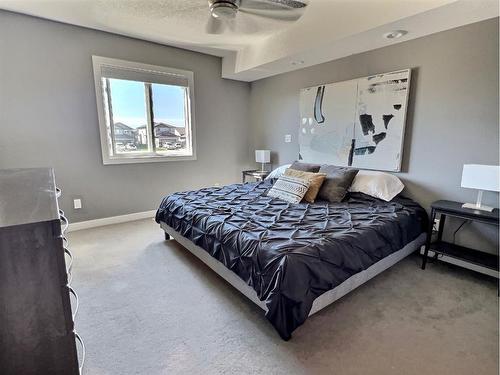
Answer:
[0,168,84,374]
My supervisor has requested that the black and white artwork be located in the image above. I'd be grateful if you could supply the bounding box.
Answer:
[299,69,411,172]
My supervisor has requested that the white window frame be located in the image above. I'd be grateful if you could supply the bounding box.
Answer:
[92,56,197,165]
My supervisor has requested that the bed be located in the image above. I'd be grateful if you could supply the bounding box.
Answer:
[155,179,427,340]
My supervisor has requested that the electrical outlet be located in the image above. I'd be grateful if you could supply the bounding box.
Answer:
[73,198,82,210]
[285,134,292,143]
[433,218,440,231]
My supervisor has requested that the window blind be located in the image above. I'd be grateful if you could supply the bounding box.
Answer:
[100,65,189,87]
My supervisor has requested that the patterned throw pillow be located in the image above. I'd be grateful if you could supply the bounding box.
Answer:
[267,175,310,204]
[284,168,327,203]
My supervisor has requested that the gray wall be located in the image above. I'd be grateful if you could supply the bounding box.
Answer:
[249,18,499,252]
[0,11,251,222]
[0,11,498,253]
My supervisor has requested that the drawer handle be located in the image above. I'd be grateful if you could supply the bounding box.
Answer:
[75,331,86,375]
[59,210,69,233]
[61,237,73,284]
[56,187,62,198]
[68,286,79,321]
[65,248,74,276]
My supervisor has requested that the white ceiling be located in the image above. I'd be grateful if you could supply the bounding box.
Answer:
[1,0,498,81]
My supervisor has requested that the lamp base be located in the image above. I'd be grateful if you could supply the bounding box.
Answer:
[462,202,495,212]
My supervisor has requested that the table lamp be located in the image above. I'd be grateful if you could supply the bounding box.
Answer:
[461,164,500,212]
[255,150,270,172]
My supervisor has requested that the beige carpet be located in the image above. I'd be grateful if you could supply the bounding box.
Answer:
[68,218,498,375]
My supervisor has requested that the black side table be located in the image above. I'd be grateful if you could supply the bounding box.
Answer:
[421,200,499,275]
[242,170,270,183]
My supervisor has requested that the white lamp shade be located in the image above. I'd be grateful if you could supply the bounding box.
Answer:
[461,164,500,192]
[255,150,270,164]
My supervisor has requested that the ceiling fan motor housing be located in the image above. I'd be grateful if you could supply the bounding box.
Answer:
[209,0,242,19]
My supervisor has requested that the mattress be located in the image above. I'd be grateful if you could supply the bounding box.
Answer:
[155,180,427,340]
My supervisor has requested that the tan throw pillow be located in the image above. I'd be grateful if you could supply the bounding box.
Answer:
[284,169,326,203]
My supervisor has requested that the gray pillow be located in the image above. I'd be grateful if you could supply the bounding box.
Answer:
[317,165,359,202]
[290,161,321,173]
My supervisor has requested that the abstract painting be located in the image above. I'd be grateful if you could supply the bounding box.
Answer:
[299,69,411,172]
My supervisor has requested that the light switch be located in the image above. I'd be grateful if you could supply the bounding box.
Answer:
[285,134,292,143]
[73,198,82,209]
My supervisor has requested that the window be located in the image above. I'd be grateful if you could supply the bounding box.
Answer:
[92,56,196,164]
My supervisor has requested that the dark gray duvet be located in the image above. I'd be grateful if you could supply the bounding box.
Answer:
[155,180,427,340]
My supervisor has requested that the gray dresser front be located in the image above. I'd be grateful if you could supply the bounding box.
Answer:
[0,168,84,375]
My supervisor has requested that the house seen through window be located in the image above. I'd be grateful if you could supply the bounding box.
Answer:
[93,56,196,164]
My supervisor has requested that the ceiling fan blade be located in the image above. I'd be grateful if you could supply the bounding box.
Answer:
[241,0,307,10]
[206,15,225,34]
[239,7,303,21]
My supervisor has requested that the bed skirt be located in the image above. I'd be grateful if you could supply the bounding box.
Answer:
[160,221,425,318]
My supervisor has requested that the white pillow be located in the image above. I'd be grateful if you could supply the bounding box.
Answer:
[349,170,404,201]
[265,164,292,180]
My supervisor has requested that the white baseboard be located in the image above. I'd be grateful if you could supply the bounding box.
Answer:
[68,210,157,232]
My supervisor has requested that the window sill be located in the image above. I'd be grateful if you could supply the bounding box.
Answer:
[102,154,197,165]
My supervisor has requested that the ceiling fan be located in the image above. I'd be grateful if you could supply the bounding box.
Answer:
[206,0,308,34]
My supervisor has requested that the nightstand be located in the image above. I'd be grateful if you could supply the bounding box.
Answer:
[421,200,499,276]
[242,170,270,183]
